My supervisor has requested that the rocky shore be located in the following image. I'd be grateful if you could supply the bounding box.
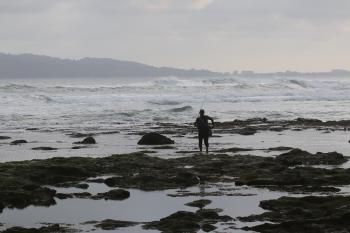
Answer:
[1,150,350,232]
[1,118,350,232]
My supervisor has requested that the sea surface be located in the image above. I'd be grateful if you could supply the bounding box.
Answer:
[1,75,350,133]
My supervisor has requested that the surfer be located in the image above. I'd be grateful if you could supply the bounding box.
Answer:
[194,109,214,153]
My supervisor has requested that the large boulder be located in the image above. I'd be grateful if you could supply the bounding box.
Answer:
[93,189,130,200]
[276,149,347,166]
[74,136,96,144]
[10,140,28,145]
[138,132,174,145]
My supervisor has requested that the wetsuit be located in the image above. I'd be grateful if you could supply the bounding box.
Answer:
[195,115,214,152]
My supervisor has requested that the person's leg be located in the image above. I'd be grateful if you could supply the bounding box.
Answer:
[204,135,209,153]
[198,134,203,152]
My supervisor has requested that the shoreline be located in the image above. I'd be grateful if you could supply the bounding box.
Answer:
[1,117,350,232]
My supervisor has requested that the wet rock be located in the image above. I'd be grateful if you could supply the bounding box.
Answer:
[240,195,350,233]
[67,132,93,138]
[237,127,257,135]
[93,189,130,200]
[95,219,138,230]
[10,140,28,145]
[0,186,56,211]
[55,193,74,199]
[185,199,212,209]
[216,147,253,153]
[75,183,89,189]
[32,147,57,151]
[73,192,92,198]
[55,182,89,189]
[1,224,72,233]
[266,146,294,151]
[73,136,96,144]
[138,150,158,154]
[144,210,232,233]
[0,136,11,140]
[71,146,86,149]
[266,185,341,194]
[87,178,105,183]
[296,117,323,125]
[104,171,199,191]
[144,211,202,233]
[201,223,217,232]
[276,149,347,166]
[196,209,233,221]
[152,145,176,149]
[26,128,39,131]
[138,132,174,145]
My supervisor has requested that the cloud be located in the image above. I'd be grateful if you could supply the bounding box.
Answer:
[0,0,349,71]
[190,0,215,10]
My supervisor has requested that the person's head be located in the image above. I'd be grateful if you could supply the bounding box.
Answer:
[199,109,205,116]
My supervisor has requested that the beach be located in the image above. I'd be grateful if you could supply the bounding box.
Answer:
[1,76,350,232]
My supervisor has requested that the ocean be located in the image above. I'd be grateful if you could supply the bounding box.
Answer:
[1,75,350,134]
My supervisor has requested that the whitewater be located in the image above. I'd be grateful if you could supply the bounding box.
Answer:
[1,75,350,134]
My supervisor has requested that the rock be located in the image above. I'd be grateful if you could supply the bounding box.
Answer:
[144,210,232,233]
[95,219,138,230]
[0,186,56,211]
[54,182,89,189]
[32,147,57,151]
[138,132,174,145]
[144,211,202,233]
[1,224,70,233]
[71,146,86,149]
[296,118,323,124]
[55,193,74,199]
[152,145,176,149]
[87,178,105,183]
[185,199,212,209]
[276,149,347,166]
[240,195,350,233]
[196,209,220,219]
[75,183,89,189]
[0,136,11,140]
[68,132,93,138]
[10,140,28,145]
[201,223,217,232]
[216,147,253,153]
[26,128,39,131]
[93,189,130,200]
[73,192,92,198]
[73,136,96,144]
[267,146,294,151]
[237,127,257,135]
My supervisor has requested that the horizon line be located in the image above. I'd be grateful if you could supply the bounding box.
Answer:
[1,52,349,75]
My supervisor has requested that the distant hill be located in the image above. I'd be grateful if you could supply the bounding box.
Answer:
[0,53,224,78]
[1,53,349,78]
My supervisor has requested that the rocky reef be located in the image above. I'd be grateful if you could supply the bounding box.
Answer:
[240,195,350,233]
[1,143,350,232]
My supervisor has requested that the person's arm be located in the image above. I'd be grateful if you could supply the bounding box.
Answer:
[208,116,215,128]
[194,118,198,127]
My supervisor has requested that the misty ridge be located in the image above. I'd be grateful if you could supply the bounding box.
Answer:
[0,53,349,78]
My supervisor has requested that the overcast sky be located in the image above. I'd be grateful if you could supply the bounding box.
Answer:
[0,0,349,72]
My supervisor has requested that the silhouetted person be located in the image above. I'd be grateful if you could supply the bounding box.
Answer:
[194,109,214,153]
